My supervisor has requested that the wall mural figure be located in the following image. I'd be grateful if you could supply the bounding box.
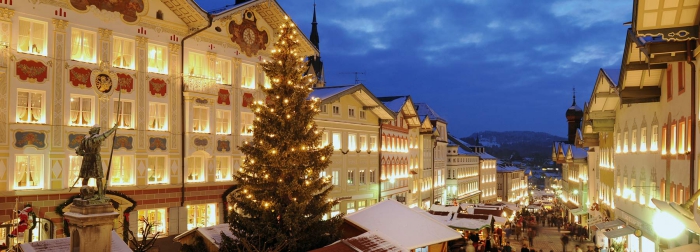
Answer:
[70,0,145,23]
[229,11,268,57]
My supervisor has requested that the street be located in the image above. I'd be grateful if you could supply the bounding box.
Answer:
[506,225,597,252]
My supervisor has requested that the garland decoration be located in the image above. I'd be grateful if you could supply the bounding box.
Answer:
[54,190,137,242]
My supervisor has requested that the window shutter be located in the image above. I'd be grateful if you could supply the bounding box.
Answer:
[168,207,179,234]
[128,210,139,238]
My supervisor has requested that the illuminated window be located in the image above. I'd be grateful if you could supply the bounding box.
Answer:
[348,134,357,151]
[688,118,693,152]
[331,204,340,218]
[671,123,677,155]
[679,120,686,154]
[640,127,647,152]
[623,131,628,153]
[370,170,375,183]
[241,63,255,89]
[359,135,367,151]
[70,28,96,63]
[661,126,667,155]
[69,156,96,187]
[186,203,217,230]
[110,155,134,186]
[187,52,206,77]
[15,155,42,189]
[263,72,271,89]
[16,90,44,124]
[651,125,659,152]
[113,100,134,129]
[147,156,167,184]
[215,58,231,85]
[240,112,254,135]
[148,102,167,131]
[358,200,366,210]
[112,37,134,69]
[370,136,377,151]
[332,171,339,185]
[186,156,205,182]
[615,132,621,153]
[216,110,231,135]
[346,202,355,214]
[631,129,637,152]
[332,133,342,150]
[18,18,46,56]
[321,132,329,147]
[192,106,209,133]
[147,44,168,74]
[347,170,354,185]
[69,95,94,126]
[359,170,365,184]
[137,209,166,237]
[215,156,231,181]
[359,110,366,119]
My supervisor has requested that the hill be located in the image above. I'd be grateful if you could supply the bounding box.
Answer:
[459,131,566,164]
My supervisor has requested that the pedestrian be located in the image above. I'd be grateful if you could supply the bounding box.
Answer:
[520,245,529,252]
[503,241,513,252]
[575,244,583,252]
[506,225,512,242]
[561,234,570,252]
[527,228,534,248]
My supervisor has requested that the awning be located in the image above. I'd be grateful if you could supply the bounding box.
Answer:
[571,208,588,216]
[652,198,700,234]
[594,219,625,230]
[603,226,635,239]
[664,243,700,252]
[564,201,580,211]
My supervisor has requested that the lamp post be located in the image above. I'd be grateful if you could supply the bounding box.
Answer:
[652,189,700,246]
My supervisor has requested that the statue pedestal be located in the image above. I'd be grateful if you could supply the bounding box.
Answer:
[64,198,118,252]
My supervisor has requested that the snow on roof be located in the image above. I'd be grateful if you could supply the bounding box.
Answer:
[414,103,447,123]
[344,200,462,249]
[311,231,404,252]
[570,146,588,159]
[19,231,130,252]
[377,96,408,113]
[309,85,356,101]
[174,224,235,248]
[430,205,460,213]
[478,152,496,159]
[497,166,521,173]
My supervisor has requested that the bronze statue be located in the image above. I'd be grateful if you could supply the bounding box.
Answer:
[75,124,118,200]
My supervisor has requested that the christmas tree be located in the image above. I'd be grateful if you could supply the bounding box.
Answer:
[220,18,342,252]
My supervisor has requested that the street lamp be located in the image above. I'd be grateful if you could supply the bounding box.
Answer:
[653,211,684,239]
[651,189,700,239]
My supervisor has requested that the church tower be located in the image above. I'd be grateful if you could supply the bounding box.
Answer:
[306,2,325,87]
[566,88,584,144]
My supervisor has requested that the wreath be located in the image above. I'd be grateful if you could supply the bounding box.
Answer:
[54,190,137,242]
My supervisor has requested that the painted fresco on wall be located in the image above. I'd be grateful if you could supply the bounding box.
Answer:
[14,131,46,149]
[70,0,145,23]
[149,78,167,97]
[242,93,254,107]
[16,60,48,83]
[229,11,269,57]
[217,140,230,152]
[115,73,133,93]
[113,136,133,150]
[217,89,230,105]
[68,134,86,149]
[69,67,92,88]
[194,138,208,147]
[149,137,167,151]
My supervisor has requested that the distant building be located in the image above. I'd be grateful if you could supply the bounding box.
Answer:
[448,135,498,203]
[496,166,527,204]
[446,134,481,204]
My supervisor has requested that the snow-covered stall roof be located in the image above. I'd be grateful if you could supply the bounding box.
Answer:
[174,223,235,248]
[311,232,403,252]
[430,205,460,213]
[19,231,130,252]
[344,200,462,250]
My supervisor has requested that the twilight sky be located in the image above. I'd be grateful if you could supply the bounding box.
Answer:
[197,0,632,138]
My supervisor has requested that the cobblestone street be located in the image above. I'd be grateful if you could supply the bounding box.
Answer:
[504,226,596,252]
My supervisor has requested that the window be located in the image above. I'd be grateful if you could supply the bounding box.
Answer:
[661,126,667,155]
[321,132,329,147]
[616,132,621,153]
[332,133,342,150]
[332,171,339,185]
[359,135,367,151]
[651,125,659,152]
[71,28,96,63]
[186,156,205,182]
[631,129,637,153]
[188,52,206,77]
[678,62,685,94]
[346,202,355,214]
[320,105,327,114]
[147,156,167,184]
[110,155,134,186]
[369,136,377,151]
[640,127,647,152]
[114,100,134,129]
[623,131,628,153]
[15,155,42,189]
[679,120,686,154]
[240,112,254,135]
[331,204,340,218]
[148,44,168,74]
[359,170,365,184]
[359,110,366,119]
[186,203,217,230]
[671,123,677,155]
[16,90,44,124]
[667,64,673,101]
[137,209,166,237]
[348,134,357,151]
[70,95,94,126]
[358,200,366,210]
[688,118,693,152]
[347,170,354,185]
[215,156,231,181]
[148,102,167,131]
[112,37,134,69]
[369,170,375,183]
[216,110,231,135]
[69,156,95,187]
[216,58,231,85]
[192,106,209,133]
[263,72,271,89]
[348,108,355,118]
[332,105,340,115]
[18,18,46,56]
[241,63,255,89]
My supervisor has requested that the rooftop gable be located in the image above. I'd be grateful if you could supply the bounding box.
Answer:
[310,84,396,120]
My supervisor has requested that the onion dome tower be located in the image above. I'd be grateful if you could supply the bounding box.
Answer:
[566,88,584,144]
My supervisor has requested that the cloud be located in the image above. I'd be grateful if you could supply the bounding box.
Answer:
[550,0,630,28]
[570,45,621,67]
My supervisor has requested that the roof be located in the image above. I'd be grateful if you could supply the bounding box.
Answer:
[414,103,447,124]
[447,134,476,154]
[344,200,462,250]
[567,145,588,159]
[602,69,620,86]
[19,231,130,252]
[497,166,522,173]
[311,232,403,252]
[310,84,396,120]
[377,96,421,127]
[377,96,408,113]
[174,224,235,248]
[478,152,496,159]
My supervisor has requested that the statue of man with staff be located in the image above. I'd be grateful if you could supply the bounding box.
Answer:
[75,123,118,200]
